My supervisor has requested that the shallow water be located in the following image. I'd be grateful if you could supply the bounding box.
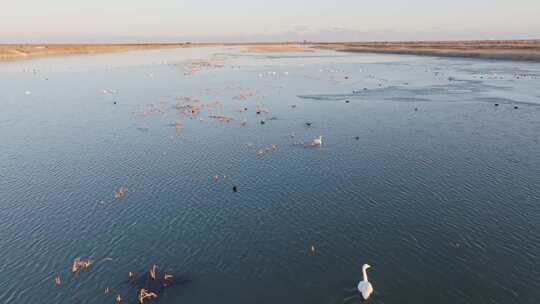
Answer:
[1,47,540,304]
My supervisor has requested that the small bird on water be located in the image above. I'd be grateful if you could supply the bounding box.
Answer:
[54,275,62,287]
[312,136,323,146]
[149,264,157,280]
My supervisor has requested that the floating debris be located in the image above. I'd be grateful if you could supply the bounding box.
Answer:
[114,186,128,199]
[175,121,183,134]
[101,89,118,95]
[257,144,279,156]
[134,102,170,118]
[139,288,158,304]
[233,91,256,101]
[233,186,238,193]
[72,257,92,273]
[182,60,224,76]
[209,115,234,123]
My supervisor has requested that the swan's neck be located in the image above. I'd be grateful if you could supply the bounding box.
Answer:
[362,268,369,282]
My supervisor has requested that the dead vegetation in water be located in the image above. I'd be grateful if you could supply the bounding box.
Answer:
[71,257,93,273]
[181,58,225,75]
[209,115,234,123]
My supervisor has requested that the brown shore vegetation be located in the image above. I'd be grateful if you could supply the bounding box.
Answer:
[1,41,539,61]
[313,40,540,61]
[0,43,218,61]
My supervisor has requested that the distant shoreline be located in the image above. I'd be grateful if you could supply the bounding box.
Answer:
[1,40,540,62]
[314,40,540,62]
[0,43,220,61]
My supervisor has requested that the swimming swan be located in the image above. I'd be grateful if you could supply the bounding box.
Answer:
[357,264,373,300]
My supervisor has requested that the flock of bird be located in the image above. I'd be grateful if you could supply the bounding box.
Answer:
[56,262,180,304]
[48,57,386,303]
[58,258,375,302]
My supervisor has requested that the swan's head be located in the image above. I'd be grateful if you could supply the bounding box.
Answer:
[362,264,371,271]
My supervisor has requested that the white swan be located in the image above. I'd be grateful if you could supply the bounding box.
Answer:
[312,136,323,146]
[357,264,373,300]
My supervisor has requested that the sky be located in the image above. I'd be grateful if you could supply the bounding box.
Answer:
[2,0,540,43]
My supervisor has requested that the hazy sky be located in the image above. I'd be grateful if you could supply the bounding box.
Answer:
[2,0,540,43]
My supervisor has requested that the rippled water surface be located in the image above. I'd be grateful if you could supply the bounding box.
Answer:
[1,47,540,304]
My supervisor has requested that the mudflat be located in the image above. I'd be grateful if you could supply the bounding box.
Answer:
[315,40,540,61]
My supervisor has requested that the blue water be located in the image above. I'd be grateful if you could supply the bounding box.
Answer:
[1,47,540,304]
